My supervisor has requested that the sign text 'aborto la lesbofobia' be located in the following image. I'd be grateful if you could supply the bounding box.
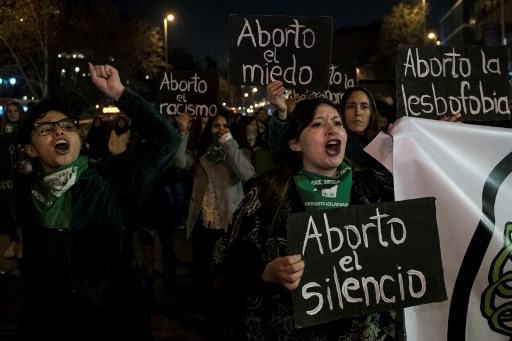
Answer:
[396,45,510,122]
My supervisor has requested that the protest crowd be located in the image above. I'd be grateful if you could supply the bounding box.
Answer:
[1,9,512,341]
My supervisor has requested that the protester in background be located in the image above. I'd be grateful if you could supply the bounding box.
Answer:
[213,97,398,340]
[340,87,460,171]
[171,109,255,337]
[254,107,270,143]
[136,165,187,306]
[14,63,180,340]
[108,115,131,154]
[181,116,209,227]
[377,112,390,132]
[339,86,384,169]
[1,101,25,134]
[236,115,273,180]
[0,101,25,259]
[374,94,396,133]
[135,114,191,307]
[84,116,110,160]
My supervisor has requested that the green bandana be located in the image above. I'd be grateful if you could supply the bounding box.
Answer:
[293,162,352,212]
[31,156,88,229]
[205,134,224,163]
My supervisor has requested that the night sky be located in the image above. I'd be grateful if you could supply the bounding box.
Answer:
[106,0,448,68]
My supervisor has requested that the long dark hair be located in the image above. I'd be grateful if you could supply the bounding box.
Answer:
[1,101,26,134]
[339,86,379,144]
[194,107,234,159]
[260,98,341,218]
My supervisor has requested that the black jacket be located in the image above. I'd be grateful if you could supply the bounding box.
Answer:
[16,88,180,340]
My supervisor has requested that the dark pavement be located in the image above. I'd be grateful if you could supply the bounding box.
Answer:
[0,226,209,341]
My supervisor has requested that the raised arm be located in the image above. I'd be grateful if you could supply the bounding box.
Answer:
[266,80,288,120]
[91,63,181,207]
[88,63,125,101]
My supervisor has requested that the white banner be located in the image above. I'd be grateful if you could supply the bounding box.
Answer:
[367,117,512,341]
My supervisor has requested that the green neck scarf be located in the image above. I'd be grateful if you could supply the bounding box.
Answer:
[31,156,88,229]
[205,134,224,163]
[293,162,352,212]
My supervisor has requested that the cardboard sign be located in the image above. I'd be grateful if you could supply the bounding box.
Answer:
[155,71,219,117]
[290,62,357,104]
[396,45,511,121]
[286,197,447,329]
[228,15,332,89]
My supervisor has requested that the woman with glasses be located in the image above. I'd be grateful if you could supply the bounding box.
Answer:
[14,63,181,340]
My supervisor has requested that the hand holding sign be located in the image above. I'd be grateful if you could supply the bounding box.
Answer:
[438,112,462,122]
[266,80,288,120]
[262,254,305,291]
[286,92,302,113]
[175,112,193,135]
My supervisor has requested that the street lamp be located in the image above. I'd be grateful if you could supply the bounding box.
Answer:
[164,14,175,70]
[422,0,427,45]
[427,32,440,45]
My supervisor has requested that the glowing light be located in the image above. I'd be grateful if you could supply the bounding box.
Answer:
[102,106,121,114]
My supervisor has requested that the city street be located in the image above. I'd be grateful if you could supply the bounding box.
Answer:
[0,226,207,341]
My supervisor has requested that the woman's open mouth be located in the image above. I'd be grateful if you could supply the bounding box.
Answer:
[325,140,341,156]
[55,139,70,154]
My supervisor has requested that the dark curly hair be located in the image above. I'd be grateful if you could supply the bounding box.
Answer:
[18,97,78,145]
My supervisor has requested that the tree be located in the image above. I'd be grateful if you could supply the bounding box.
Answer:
[379,1,428,54]
[0,0,63,99]
[375,1,428,79]
[168,47,198,71]
[0,0,168,104]
[61,1,167,102]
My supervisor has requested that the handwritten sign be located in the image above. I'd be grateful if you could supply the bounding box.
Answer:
[228,15,332,89]
[155,71,219,117]
[286,197,447,329]
[396,45,511,121]
[290,62,357,104]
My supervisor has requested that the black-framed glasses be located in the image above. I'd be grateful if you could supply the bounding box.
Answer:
[33,118,79,136]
